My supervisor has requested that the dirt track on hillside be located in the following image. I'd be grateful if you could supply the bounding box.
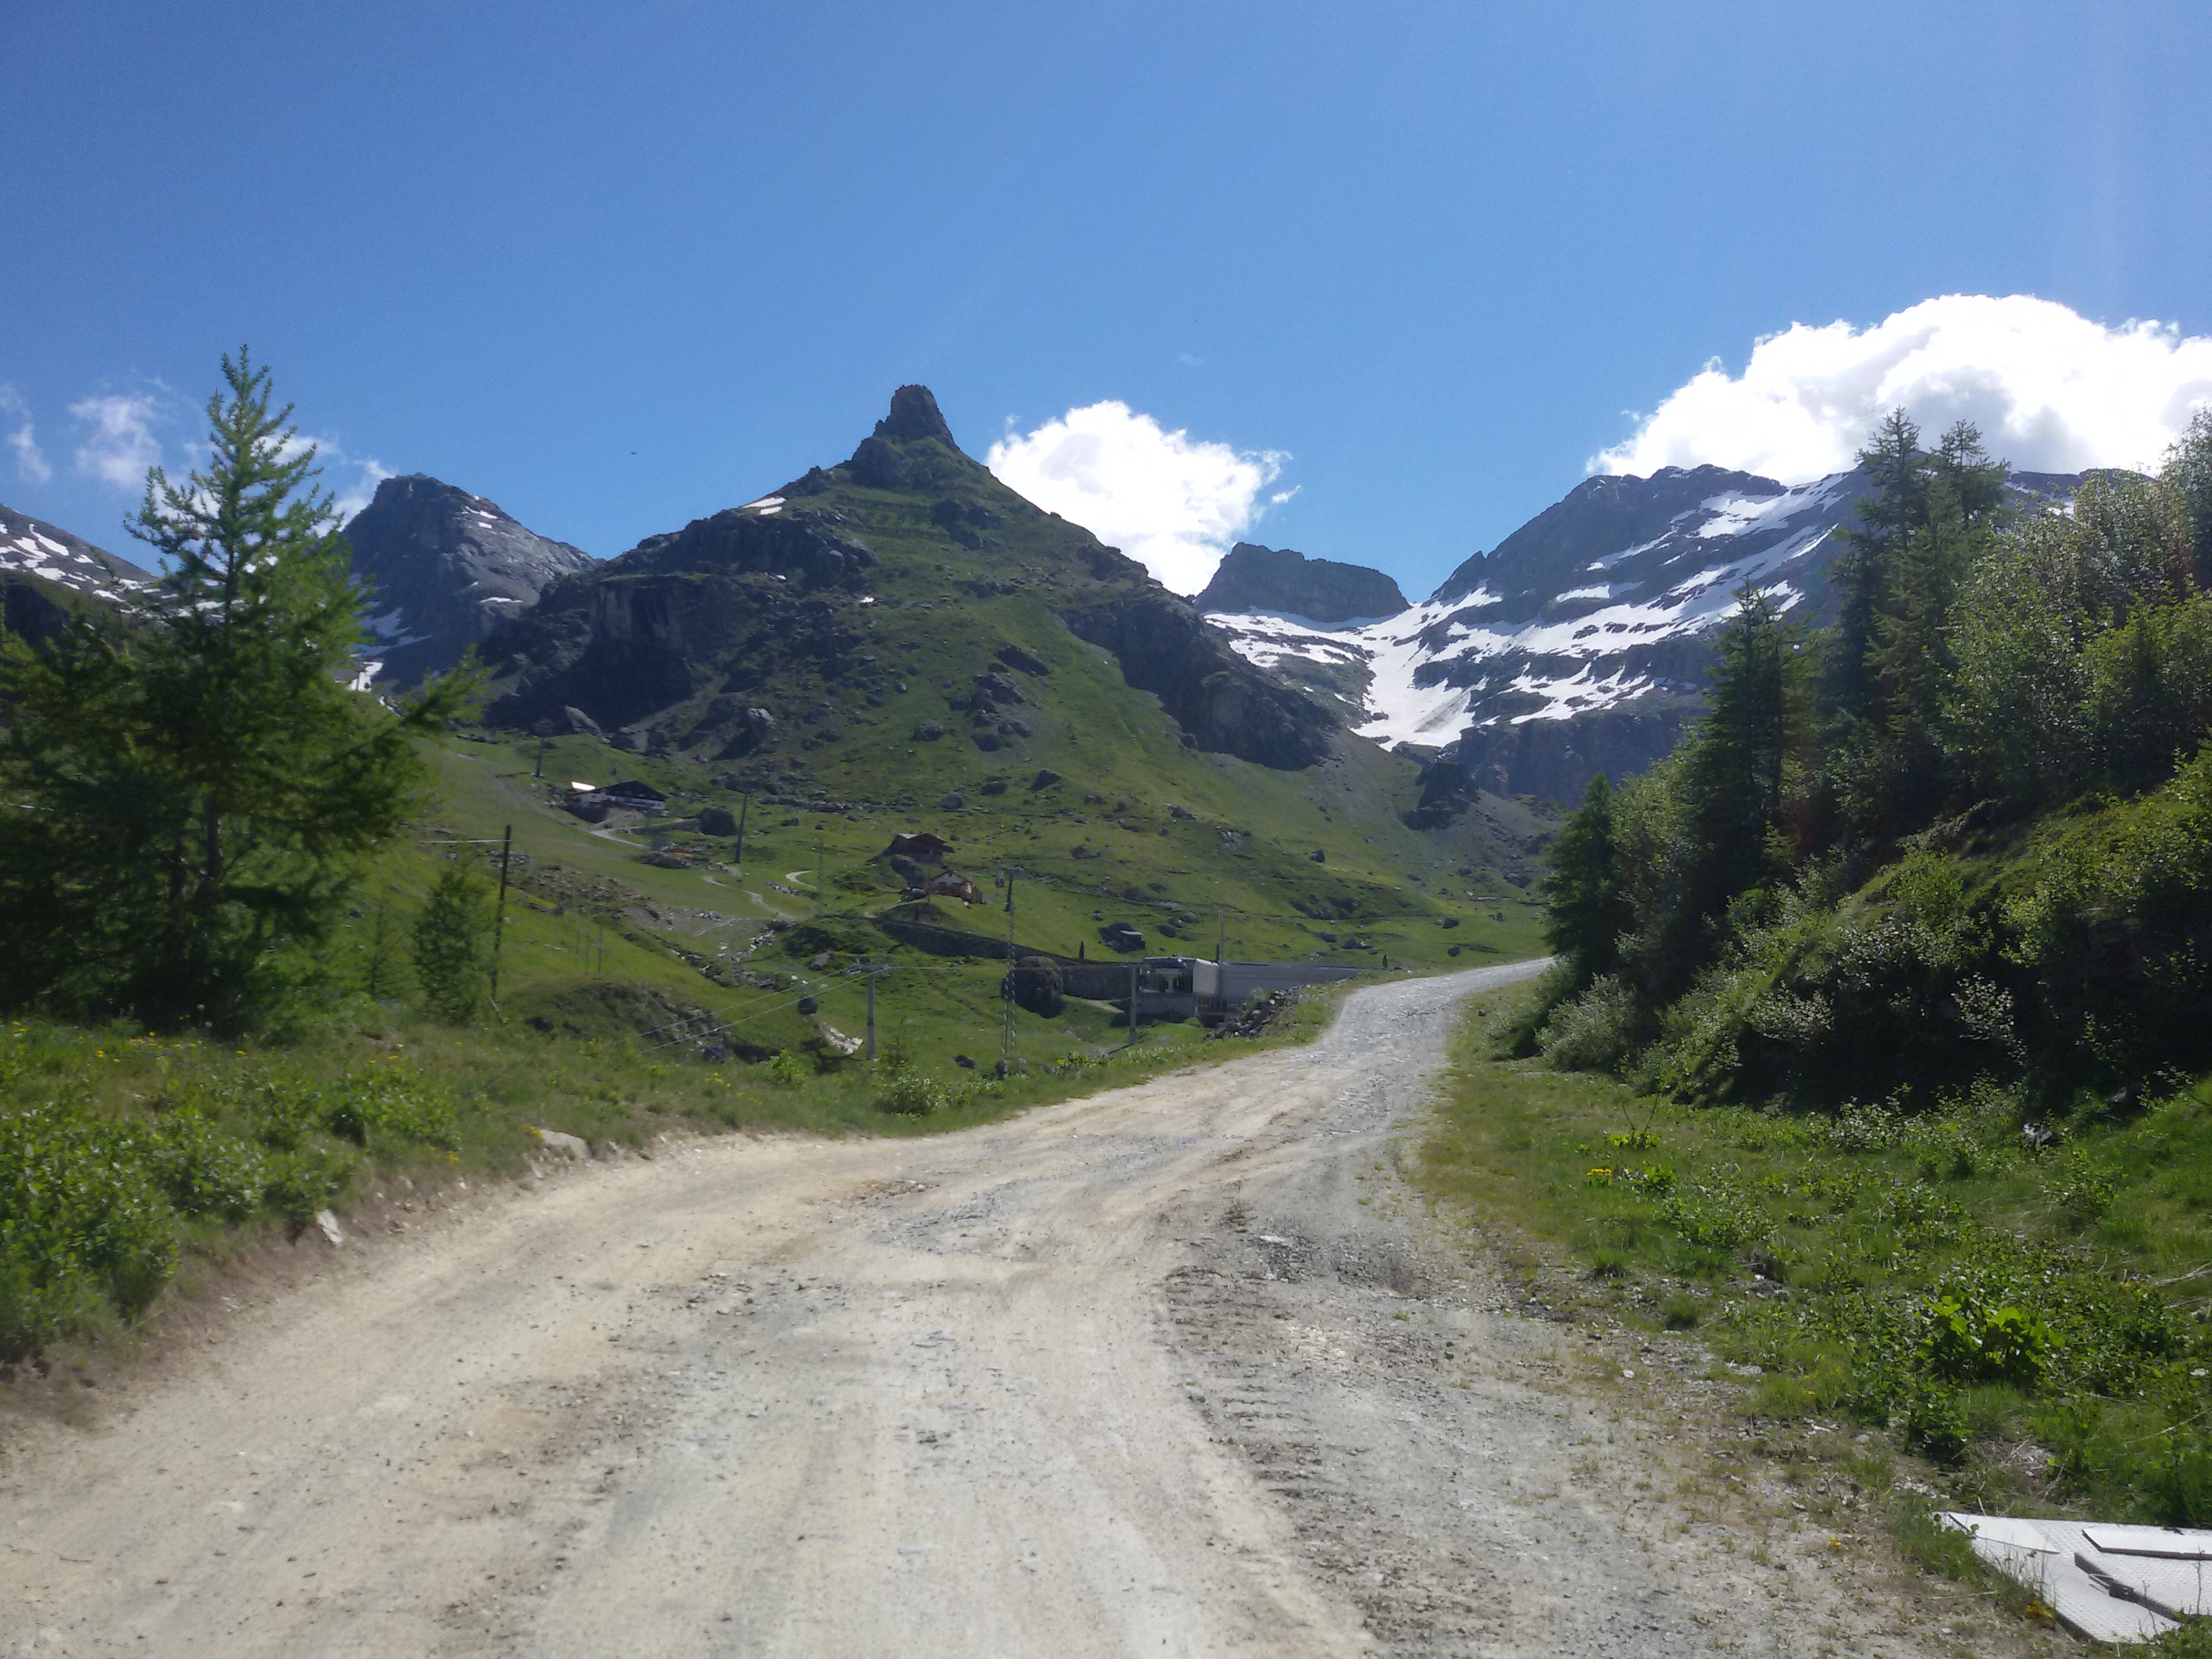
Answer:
[3,967,1962,1657]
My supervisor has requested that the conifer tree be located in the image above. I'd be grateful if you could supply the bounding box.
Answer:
[1828,409,1928,729]
[411,866,491,1025]
[0,350,470,1027]
[1541,772,1631,987]
[1648,583,1805,993]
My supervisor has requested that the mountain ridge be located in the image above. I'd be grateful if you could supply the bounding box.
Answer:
[479,386,1337,773]
[0,502,154,644]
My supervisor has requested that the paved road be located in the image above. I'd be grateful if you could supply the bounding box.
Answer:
[1,964,1945,1656]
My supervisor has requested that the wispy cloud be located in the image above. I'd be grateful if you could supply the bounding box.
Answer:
[985,401,1286,594]
[70,392,163,491]
[1593,294,2212,483]
[0,386,51,484]
[277,432,391,522]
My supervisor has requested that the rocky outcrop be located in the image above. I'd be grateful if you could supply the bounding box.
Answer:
[344,476,594,686]
[1407,699,1700,817]
[1195,541,1408,623]
[1061,590,1334,770]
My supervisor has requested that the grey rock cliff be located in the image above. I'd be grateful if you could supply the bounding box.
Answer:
[344,476,594,687]
[1194,541,1408,623]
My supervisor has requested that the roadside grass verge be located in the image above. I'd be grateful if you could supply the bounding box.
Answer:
[1417,983,2212,1552]
[0,981,1344,1370]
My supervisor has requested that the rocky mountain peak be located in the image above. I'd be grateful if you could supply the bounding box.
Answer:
[874,385,956,448]
[1195,542,1408,624]
[344,475,594,687]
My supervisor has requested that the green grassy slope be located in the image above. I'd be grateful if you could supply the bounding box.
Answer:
[417,726,1549,1078]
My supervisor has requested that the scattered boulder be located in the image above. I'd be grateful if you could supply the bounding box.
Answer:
[914,719,945,741]
[796,996,819,1015]
[1099,920,1146,953]
[533,1128,591,1162]
[1005,956,1065,1017]
[937,792,964,811]
[980,777,1008,796]
[1031,769,1062,790]
[1309,848,1326,863]
[1439,916,1460,929]
[698,805,739,836]
[953,1053,978,1069]
[1166,804,1195,821]
[314,1209,346,1248]
[973,732,1002,752]
[994,643,1050,676]
[561,705,606,740]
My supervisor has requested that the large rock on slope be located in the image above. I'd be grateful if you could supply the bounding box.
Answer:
[1195,541,1408,624]
[344,476,594,687]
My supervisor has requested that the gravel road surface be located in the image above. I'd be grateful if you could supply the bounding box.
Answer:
[3,966,1952,1656]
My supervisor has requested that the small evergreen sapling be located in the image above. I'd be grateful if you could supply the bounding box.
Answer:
[411,867,493,1025]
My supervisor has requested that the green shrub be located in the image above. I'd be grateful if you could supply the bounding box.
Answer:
[1659,1180,1768,1253]
[260,1143,358,1227]
[141,1111,267,1221]
[2047,1146,2120,1227]
[1921,1293,2051,1386]
[0,1107,180,1355]
[874,1064,945,1116]
[1538,975,1637,1073]
[1896,1378,1970,1465]
[321,1071,461,1150]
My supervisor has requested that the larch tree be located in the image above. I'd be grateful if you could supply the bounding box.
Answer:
[0,350,471,1027]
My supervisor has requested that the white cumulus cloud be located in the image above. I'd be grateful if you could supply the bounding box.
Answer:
[985,401,1285,594]
[0,387,51,484]
[1594,294,2212,484]
[70,392,164,490]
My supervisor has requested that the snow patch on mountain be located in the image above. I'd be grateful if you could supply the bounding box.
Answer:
[0,504,153,606]
[1205,467,1874,751]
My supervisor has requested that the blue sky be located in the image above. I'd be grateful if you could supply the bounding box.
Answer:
[6,1,2211,597]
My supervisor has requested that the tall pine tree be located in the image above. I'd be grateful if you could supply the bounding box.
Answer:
[1541,772,1631,987]
[0,351,470,1027]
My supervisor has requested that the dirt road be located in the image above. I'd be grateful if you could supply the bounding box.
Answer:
[4,967,1948,1656]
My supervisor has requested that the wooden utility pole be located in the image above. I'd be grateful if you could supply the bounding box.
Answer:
[489,824,513,1002]
[533,735,548,778]
[1000,870,1018,1072]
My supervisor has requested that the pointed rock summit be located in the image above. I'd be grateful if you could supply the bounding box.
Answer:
[874,384,956,447]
